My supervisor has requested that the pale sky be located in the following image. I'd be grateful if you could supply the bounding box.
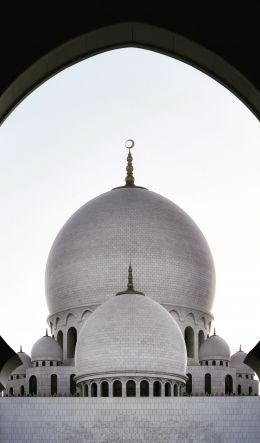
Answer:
[0,48,260,360]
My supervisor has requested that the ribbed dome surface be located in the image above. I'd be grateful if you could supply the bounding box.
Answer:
[231,350,254,374]
[199,334,231,361]
[45,187,215,315]
[31,336,62,361]
[75,292,187,377]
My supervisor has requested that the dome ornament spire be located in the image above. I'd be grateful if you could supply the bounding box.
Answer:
[239,344,242,352]
[116,264,145,296]
[125,139,135,187]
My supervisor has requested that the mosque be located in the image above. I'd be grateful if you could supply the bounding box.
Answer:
[4,140,259,400]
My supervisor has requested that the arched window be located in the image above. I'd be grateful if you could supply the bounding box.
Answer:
[67,327,77,358]
[50,361,53,366]
[126,380,136,397]
[237,384,241,395]
[212,360,216,366]
[246,374,249,379]
[174,384,178,397]
[70,374,76,395]
[57,330,63,351]
[205,373,211,395]
[165,382,171,397]
[198,330,205,351]
[101,381,109,397]
[91,383,97,397]
[185,327,194,358]
[20,385,25,396]
[84,384,88,397]
[42,361,45,366]
[36,362,38,367]
[225,375,233,395]
[113,380,122,397]
[29,375,37,395]
[9,387,13,396]
[51,374,57,395]
[205,361,208,366]
[226,362,228,367]
[249,386,252,395]
[186,373,192,395]
[153,381,161,397]
[220,361,223,366]
[140,380,149,397]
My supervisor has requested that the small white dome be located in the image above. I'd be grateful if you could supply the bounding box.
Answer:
[11,351,31,375]
[75,288,187,379]
[31,335,62,362]
[199,333,230,361]
[231,349,254,374]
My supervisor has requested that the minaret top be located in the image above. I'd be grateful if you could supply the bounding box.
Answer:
[116,264,145,296]
[125,139,135,187]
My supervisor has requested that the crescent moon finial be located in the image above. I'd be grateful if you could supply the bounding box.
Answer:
[124,139,135,187]
[125,139,135,150]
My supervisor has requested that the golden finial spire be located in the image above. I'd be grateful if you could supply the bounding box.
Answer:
[45,328,48,337]
[127,263,134,291]
[116,264,144,296]
[213,328,216,335]
[239,344,242,352]
[125,139,135,187]
[19,345,22,353]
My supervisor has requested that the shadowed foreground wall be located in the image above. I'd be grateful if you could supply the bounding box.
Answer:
[0,397,260,442]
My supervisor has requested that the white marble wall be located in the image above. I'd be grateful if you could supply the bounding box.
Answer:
[0,397,260,442]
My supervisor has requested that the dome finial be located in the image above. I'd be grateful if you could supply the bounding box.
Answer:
[116,264,145,296]
[213,328,216,336]
[239,344,242,352]
[125,139,135,187]
[127,263,134,291]
[19,345,22,353]
[45,328,48,337]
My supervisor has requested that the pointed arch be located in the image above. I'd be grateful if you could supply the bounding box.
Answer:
[186,373,192,395]
[70,374,76,395]
[51,374,57,395]
[67,327,77,358]
[140,380,149,397]
[29,375,37,395]
[65,313,76,326]
[113,380,122,397]
[126,380,136,397]
[186,313,196,324]
[101,381,109,397]
[205,373,211,395]
[81,310,92,322]
[153,381,161,397]
[170,310,180,322]
[185,326,194,358]
[165,382,171,397]
[225,375,233,395]
[198,330,205,350]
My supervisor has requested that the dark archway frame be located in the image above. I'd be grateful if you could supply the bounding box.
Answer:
[0,22,259,125]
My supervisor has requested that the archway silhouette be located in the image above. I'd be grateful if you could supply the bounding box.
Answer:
[1,22,259,125]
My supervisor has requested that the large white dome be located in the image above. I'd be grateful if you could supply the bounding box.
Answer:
[45,187,215,316]
[75,290,187,378]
